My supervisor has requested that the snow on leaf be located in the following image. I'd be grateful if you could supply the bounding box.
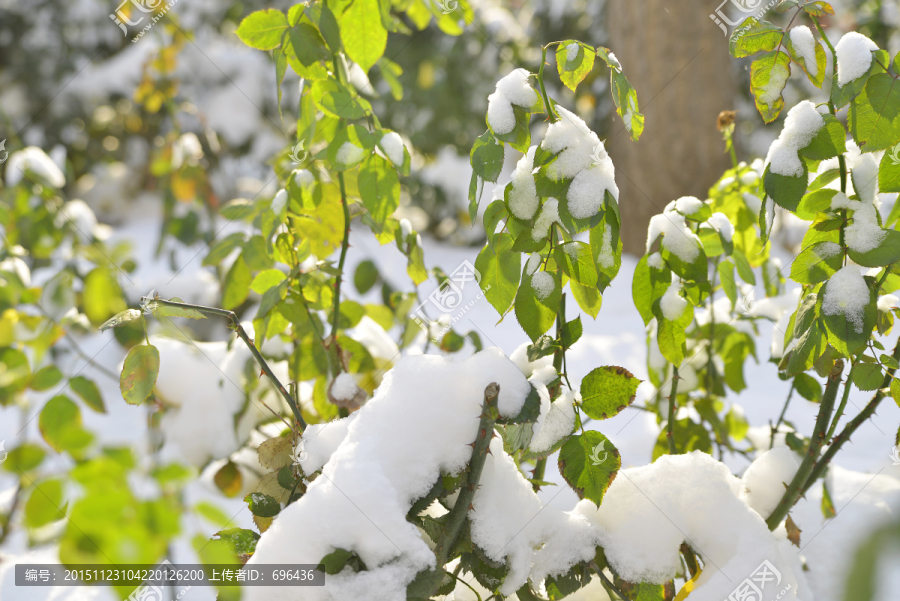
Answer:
[98,308,142,331]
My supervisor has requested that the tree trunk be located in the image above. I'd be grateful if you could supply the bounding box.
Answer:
[607,0,736,256]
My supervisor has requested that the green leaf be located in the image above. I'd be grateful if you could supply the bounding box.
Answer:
[515,271,560,341]
[800,114,846,161]
[790,241,843,284]
[848,229,900,268]
[632,254,671,325]
[311,78,370,119]
[785,29,827,88]
[251,270,287,295]
[82,268,126,327]
[318,548,366,575]
[718,260,738,307]
[475,235,520,316]
[215,528,260,557]
[24,479,66,529]
[849,73,900,152]
[580,366,641,420]
[236,9,289,50]
[764,163,808,211]
[354,260,379,294]
[243,492,281,518]
[203,232,246,266]
[359,154,400,225]
[285,24,330,80]
[120,344,160,405]
[556,41,595,91]
[730,19,783,58]
[794,372,822,402]
[470,131,505,183]
[610,68,643,141]
[797,188,838,220]
[561,316,583,349]
[879,151,900,193]
[1,443,45,473]
[570,280,603,319]
[803,1,834,16]
[222,256,252,310]
[751,51,791,123]
[794,293,819,338]
[339,0,387,72]
[214,461,244,497]
[852,363,884,391]
[555,242,597,287]
[39,395,92,453]
[70,376,105,413]
[98,309,142,331]
[820,282,876,357]
[30,365,63,391]
[558,431,620,506]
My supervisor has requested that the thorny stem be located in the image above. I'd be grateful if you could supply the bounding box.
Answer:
[330,58,353,375]
[588,561,632,601]
[154,298,306,430]
[766,359,843,530]
[826,359,857,441]
[770,381,795,449]
[801,338,900,496]
[538,45,559,123]
[667,365,680,455]
[429,383,500,592]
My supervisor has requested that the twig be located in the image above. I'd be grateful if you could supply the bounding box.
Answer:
[667,365,680,455]
[766,359,843,530]
[826,359,856,441]
[153,298,306,430]
[770,381,795,449]
[588,561,632,601]
[428,383,500,595]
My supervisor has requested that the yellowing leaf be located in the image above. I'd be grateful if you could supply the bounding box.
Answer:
[120,344,160,405]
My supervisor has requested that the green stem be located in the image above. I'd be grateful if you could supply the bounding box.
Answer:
[770,381,795,449]
[667,365,680,455]
[826,360,856,442]
[811,15,848,196]
[766,359,843,530]
[330,57,353,374]
[588,562,632,601]
[429,383,500,592]
[154,298,306,430]
[801,338,900,496]
[538,45,559,123]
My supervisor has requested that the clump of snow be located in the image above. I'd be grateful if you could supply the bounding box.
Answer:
[847,144,880,204]
[822,265,871,333]
[379,132,405,166]
[153,336,252,467]
[245,350,533,601]
[540,106,618,219]
[510,341,553,378]
[525,252,542,276]
[336,141,365,166]
[845,203,886,253]
[57,199,98,242]
[660,277,688,321]
[350,316,399,361]
[532,198,560,241]
[764,101,825,177]
[757,51,791,106]
[705,212,734,243]
[400,218,413,238]
[271,188,287,216]
[646,208,701,262]
[294,169,315,188]
[743,192,762,214]
[529,388,577,453]
[790,26,819,77]
[647,252,665,270]
[0,256,31,287]
[835,32,878,86]
[878,294,898,311]
[509,146,539,220]
[830,191,856,210]
[581,451,806,597]
[331,372,361,402]
[674,196,704,215]
[486,68,538,135]
[5,146,66,188]
[740,170,760,185]
[740,446,802,518]
[531,271,556,300]
[566,43,578,62]
[815,241,842,260]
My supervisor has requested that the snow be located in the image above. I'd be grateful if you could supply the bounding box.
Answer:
[509,146,539,220]
[815,241,842,260]
[5,146,66,188]
[582,451,807,598]
[379,132,406,167]
[740,170,760,185]
[757,51,790,106]
[646,209,701,262]
[568,159,618,219]
[331,372,361,402]
[525,252,542,276]
[336,141,365,166]
[532,197,560,241]
[531,271,556,300]
[847,143,880,204]
[294,168,315,188]
[0,257,31,287]
[740,446,801,519]
[822,265,871,333]
[845,203,886,253]
[660,277,688,321]
[566,43,578,63]
[271,188,287,216]
[530,388,577,453]
[835,32,878,86]
[486,68,538,135]
[541,106,601,180]
[706,211,734,243]
[764,101,825,177]
[830,191,856,210]
[597,227,615,269]
[244,349,533,601]
[400,218,413,239]
[510,341,553,378]
[674,196,704,215]
[790,26,819,78]
[878,294,899,311]
[56,199,98,242]
[647,251,664,270]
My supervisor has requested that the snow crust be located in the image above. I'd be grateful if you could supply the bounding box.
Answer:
[835,32,878,86]
[790,26,818,78]
[822,265,870,333]
[646,207,701,262]
[764,101,825,177]
[509,146,539,220]
[660,277,688,321]
[380,132,405,166]
[531,271,555,300]
[740,446,801,518]
[486,68,538,135]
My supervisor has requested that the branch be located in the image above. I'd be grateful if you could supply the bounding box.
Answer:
[429,383,500,591]
[667,366,680,455]
[588,561,632,601]
[153,298,306,430]
[766,359,843,530]
[801,338,900,496]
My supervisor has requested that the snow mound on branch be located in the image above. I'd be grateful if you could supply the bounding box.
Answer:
[740,446,802,519]
[660,277,688,321]
[487,68,538,135]
[835,32,878,86]
[580,451,807,600]
[822,265,870,333]
[704,212,734,243]
[509,146,539,220]
[5,146,66,188]
[379,132,406,166]
[244,349,533,601]
[764,101,825,177]
[646,205,701,262]
[532,197,560,241]
[152,336,252,467]
[845,203,886,254]
[529,388,577,453]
